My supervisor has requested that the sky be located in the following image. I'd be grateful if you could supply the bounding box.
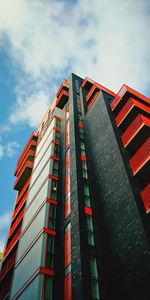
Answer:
[0,0,150,252]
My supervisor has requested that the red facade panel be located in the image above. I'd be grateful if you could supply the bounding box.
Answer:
[121,114,150,148]
[140,184,150,213]
[64,273,72,300]
[64,230,71,267]
[110,84,150,112]
[115,98,150,127]
[129,138,150,175]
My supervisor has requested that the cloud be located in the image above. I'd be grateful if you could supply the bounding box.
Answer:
[0,0,150,128]
[0,145,4,159]
[0,141,20,159]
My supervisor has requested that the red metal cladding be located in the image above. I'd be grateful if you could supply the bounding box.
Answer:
[64,230,71,268]
[64,273,72,300]
[87,90,100,110]
[16,176,31,205]
[12,190,28,221]
[65,149,70,170]
[82,77,115,97]
[65,173,70,195]
[4,227,21,257]
[85,207,93,216]
[110,84,150,111]
[129,138,150,175]
[0,251,16,280]
[14,161,33,191]
[56,90,69,109]
[140,184,150,213]
[8,209,25,239]
[16,132,38,168]
[15,149,36,177]
[65,197,71,219]
[115,98,150,127]
[121,114,150,148]
[86,84,99,102]
[81,77,94,88]
[56,80,69,98]
[65,121,70,148]
[81,155,87,161]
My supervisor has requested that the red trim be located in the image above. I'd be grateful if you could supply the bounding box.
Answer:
[78,122,84,128]
[46,198,58,205]
[115,97,150,127]
[140,184,150,213]
[16,132,38,167]
[81,155,87,161]
[129,137,150,175]
[110,84,150,111]
[121,114,150,148]
[49,174,59,180]
[12,190,28,221]
[85,207,93,215]
[43,228,56,236]
[40,267,54,276]
[87,90,100,110]
[16,177,31,204]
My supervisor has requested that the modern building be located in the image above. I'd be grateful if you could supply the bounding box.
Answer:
[0,73,150,300]
[0,253,3,269]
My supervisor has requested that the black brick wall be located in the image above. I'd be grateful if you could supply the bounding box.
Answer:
[85,92,150,300]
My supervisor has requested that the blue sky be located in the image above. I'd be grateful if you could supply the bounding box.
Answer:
[0,0,150,252]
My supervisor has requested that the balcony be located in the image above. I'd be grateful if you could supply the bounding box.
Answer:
[14,161,33,191]
[140,184,150,213]
[121,114,150,153]
[129,138,150,184]
[16,176,30,205]
[8,209,24,239]
[0,251,16,280]
[115,97,150,130]
[12,190,28,221]
[81,77,94,89]
[110,84,150,114]
[86,84,100,103]
[4,227,21,257]
[15,132,38,170]
[56,89,69,109]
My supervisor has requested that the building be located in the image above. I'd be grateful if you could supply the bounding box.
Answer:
[0,253,3,269]
[0,73,150,300]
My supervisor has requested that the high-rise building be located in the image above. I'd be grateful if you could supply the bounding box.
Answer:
[0,73,150,300]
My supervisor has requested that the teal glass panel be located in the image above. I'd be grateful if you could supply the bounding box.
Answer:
[17,204,48,262]
[90,258,98,278]
[34,143,53,170]
[23,179,49,229]
[30,157,52,189]
[27,161,51,204]
[16,274,42,300]
[36,119,55,155]
[84,184,90,196]
[85,196,91,207]
[44,276,53,300]
[91,279,100,299]
[11,234,45,299]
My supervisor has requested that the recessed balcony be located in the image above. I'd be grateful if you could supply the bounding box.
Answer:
[14,161,33,191]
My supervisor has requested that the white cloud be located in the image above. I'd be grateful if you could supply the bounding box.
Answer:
[0,145,4,159]
[0,0,149,128]
[0,141,20,159]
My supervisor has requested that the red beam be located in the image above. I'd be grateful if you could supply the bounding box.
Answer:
[129,138,150,175]
[140,184,150,213]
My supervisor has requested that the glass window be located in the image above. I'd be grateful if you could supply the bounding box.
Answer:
[87,216,94,246]
[54,144,59,158]
[81,149,86,157]
[55,130,61,142]
[49,204,57,230]
[91,279,100,299]
[83,169,88,179]
[85,196,91,208]
[80,142,85,150]
[44,276,53,300]
[65,264,71,276]
[65,222,71,232]
[84,184,90,197]
[56,119,61,130]
[46,236,55,269]
[53,160,59,177]
[90,258,98,278]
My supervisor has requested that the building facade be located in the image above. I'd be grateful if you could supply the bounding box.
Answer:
[0,73,150,300]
